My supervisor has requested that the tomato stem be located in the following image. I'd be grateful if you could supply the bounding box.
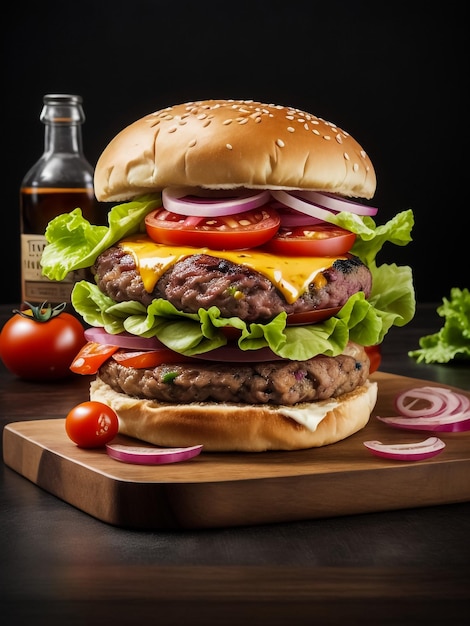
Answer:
[14,301,67,322]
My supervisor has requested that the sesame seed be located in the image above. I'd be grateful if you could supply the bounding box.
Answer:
[323,135,331,140]
[202,120,211,127]
[276,139,285,148]
[304,123,309,130]
[223,119,233,125]
[313,129,320,135]
[360,150,367,158]
[168,126,177,133]
[353,163,359,172]
[237,118,249,125]
[287,127,295,133]
[226,143,233,150]
[335,134,343,144]
[197,113,207,120]
[255,117,262,123]
[188,139,197,147]
[344,152,350,160]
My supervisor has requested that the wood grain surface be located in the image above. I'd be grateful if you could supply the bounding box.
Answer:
[3,372,470,529]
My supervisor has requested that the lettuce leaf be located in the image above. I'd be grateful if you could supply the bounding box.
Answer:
[408,288,470,363]
[41,194,162,280]
[71,279,412,360]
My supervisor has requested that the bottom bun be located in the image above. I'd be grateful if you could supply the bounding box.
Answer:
[90,377,378,452]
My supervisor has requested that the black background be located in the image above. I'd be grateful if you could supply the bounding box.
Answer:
[3,0,467,305]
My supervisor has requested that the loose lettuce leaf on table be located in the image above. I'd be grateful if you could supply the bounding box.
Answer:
[408,288,470,363]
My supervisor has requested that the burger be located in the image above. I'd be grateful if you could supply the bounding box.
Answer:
[41,99,415,452]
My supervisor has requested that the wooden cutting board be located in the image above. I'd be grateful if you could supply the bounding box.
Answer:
[3,372,470,529]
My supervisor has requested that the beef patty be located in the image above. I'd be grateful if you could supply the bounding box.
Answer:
[98,344,370,406]
[93,246,372,322]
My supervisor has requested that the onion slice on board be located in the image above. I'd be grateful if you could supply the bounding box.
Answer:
[162,187,272,216]
[363,436,445,461]
[106,443,203,465]
[376,413,470,433]
[378,386,470,432]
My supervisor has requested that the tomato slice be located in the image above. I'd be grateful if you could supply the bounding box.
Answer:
[70,342,120,375]
[145,206,280,249]
[286,306,342,325]
[365,344,382,374]
[264,223,356,256]
[112,348,197,368]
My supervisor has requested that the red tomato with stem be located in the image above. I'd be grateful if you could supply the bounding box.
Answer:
[265,223,356,256]
[145,206,280,249]
[65,401,119,448]
[0,303,86,380]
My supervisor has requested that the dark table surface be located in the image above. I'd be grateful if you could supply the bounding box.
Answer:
[1,302,469,626]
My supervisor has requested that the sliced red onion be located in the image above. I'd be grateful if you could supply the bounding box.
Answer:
[85,327,166,350]
[270,190,336,222]
[376,413,470,433]
[191,344,286,362]
[270,189,378,223]
[277,207,324,227]
[106,443,203,465]
[297,190,378,216]
[363,436,445,461]
[395,386,468,417]
[379,386,470,432]
[162,187,272,216]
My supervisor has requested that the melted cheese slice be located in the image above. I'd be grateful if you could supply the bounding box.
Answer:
[120,235,344,303]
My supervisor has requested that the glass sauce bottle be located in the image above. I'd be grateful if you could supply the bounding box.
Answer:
[20,94,103,308]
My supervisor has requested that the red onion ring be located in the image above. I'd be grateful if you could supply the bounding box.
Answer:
[162,187,272,216]
[297,190,378,216]
[378,386,470,432]
[377,413,470,433]
[106,443,203,465]
[363,436,445,461]
[84,327,166,350]
[277,207,324,227]
[191,343,286,362]
[271,189,378,223]
[270,190,336,222]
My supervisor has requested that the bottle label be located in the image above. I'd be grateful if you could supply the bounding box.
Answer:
[21,233,86,304]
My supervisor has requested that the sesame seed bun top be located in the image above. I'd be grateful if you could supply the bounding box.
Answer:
[94,99,376,202]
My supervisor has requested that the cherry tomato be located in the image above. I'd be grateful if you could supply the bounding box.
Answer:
[65,401,119,448]
[0,303,86,380]
[264,223,356,256]
[365,344,382,374]
[145,206,280,249]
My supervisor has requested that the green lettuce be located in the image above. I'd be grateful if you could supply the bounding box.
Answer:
[41,195,162,281]
[41,194,416,360]
[408,288,470,363]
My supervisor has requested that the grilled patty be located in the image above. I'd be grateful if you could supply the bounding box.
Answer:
[98,344,370,406]
[93,246,372,322]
